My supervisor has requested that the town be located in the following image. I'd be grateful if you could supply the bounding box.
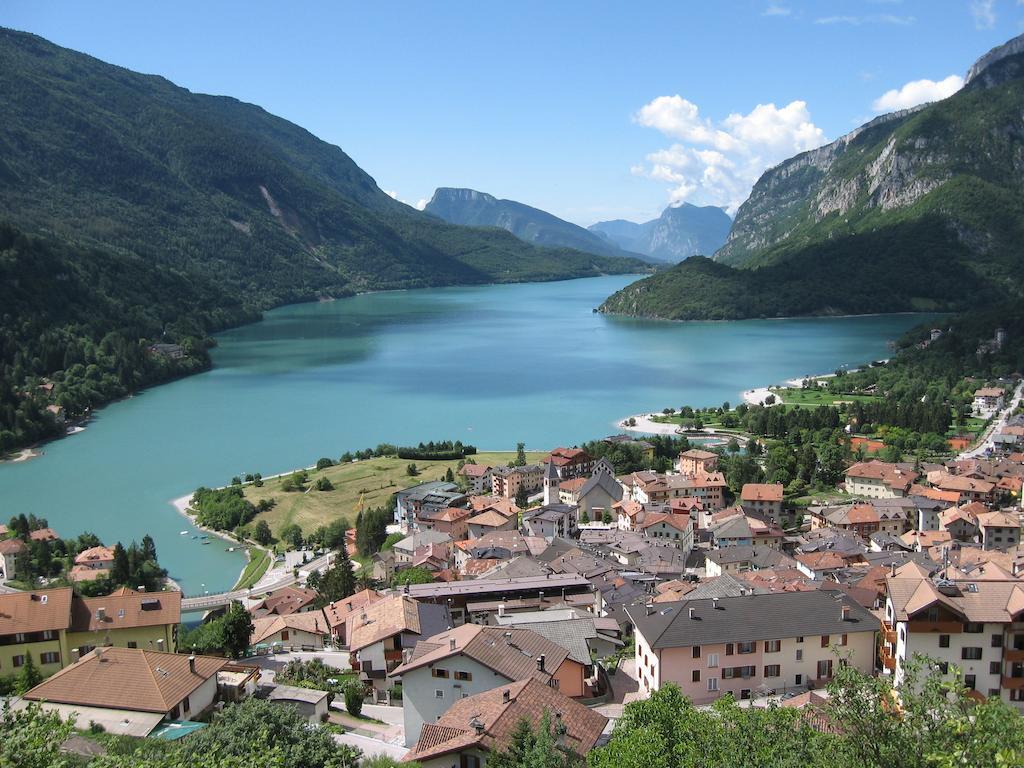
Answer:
[2,376,1024,765]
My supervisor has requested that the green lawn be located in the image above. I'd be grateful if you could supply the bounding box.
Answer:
[233,548,271,590]
[243,450,546,536]
[770,387,881,408]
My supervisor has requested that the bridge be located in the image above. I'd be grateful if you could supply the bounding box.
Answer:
[181,589,250,612]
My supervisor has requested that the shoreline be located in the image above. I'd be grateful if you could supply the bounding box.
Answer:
[169,493,255,592]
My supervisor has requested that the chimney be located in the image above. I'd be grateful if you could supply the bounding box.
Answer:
[841,605,851,622]
[537,654,546,673]
[449,637,457,651]
[712,598,719,610]
[71,648,80,663]
[502,689,510,703]
[156,639,165,651]
[96,607,106,621]
[890,563,897,577]
[497,603,505,618]
[188,655,196,674]
[471,717,485,734]
[403,648,413,663]
[688,607,696,619]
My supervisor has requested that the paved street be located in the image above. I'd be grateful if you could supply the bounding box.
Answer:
[960,381,1023,459]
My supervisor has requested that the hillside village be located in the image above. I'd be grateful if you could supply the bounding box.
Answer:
[2,380,1024,763]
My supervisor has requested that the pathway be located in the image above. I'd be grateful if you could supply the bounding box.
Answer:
[959,381,1023,459]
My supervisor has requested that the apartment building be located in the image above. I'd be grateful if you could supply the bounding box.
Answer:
[628,591,879,704]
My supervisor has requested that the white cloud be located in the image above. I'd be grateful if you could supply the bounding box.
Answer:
[971,0,996,29]
[872,74,964,112]
[762,4,792,16]
[631,96,827,213]
[386,190,430,210]
[414,198,429,211]
[814,13,914,24]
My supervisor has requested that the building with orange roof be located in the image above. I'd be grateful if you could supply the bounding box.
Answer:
[322,589,383,644]
[457,463,493,494]
[844,461,917,498]
[678,448,718,476]
[740,483,784,521]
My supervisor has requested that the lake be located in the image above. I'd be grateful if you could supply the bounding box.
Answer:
[0,275,933,593]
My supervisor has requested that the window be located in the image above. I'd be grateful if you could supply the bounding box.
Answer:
[795,674,803,685]
[990,661,1002,675]
[692,670,701,683]
[723,667,735,679]
[988,688,1001,698]
[962,647,983,661]
[127,642,137,649]
[461,755,481,768]
[939,635,950,648]
[796,636,804,643]
[41,630,57,641]
[434,690,444,699]
[281,631,290,641]
[840,634,848,647]
[432,668,450,679]
[454,670,472,681]
[937,661,949,674]
[40,652,60,665]
[992,634,1004,649]
[964,623,984,634]
[737,642,756,654]
[964,674,976,691]
[692,646,701,659]
[183,696,190,713]
[707,678,718,692]
[740,689,751,700]
[725,643,734,656]
[795,649,803,661]
[707,653,719,668]
[820,635,830,648]
[764,664,780,678]
[14,633,25,643]
[764,640,781,653]
[12,655,25,668]
[816,660,833,679]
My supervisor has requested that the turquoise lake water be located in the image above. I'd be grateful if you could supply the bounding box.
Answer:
[0,275,934,594]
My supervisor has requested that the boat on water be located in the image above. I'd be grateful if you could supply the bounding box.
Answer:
[201,541,211,545]
[179,531,188,535]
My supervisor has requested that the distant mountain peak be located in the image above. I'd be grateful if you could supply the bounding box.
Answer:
[588,204,731,263]
[966,32,1024,85]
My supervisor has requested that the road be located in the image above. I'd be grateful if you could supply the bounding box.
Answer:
[960,381,1023,459]
[181,550,336,612]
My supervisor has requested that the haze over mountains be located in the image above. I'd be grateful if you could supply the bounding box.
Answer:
[424,187,641,261]
[600,32,1024,321]
[589,203,732,263]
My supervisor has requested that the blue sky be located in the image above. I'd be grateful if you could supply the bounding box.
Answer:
[2,1,1022,224]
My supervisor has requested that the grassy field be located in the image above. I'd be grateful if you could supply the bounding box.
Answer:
[233,548,271,590]
[244,451,546,536]
[770,387,881,408]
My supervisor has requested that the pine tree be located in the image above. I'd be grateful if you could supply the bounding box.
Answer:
[110,542,129,585]
[15,649,42,694]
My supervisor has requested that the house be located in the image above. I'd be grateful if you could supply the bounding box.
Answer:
[575,471,624,523]
[810,503,907,538]
[466,510,517,539]
[391,623,590,746]
[974,387,1005,418]
[67,588,181,656]
[932,473,996,505]
[347,595,452,698]
[704,545,791,577]
[323,589,384,645]
[395,481,467,531]
[602,434,655,461]
[421,506,473,541]
[740,484,784,521]
[495,608,624,664]
[69,545,115,583]
[882,568,1024,710]
[491,464,544,499]
[20,647,226,736]
[250,612,328,651]
[0,588,75,676]
[628,591,879,703]
[678,449,718,476]
[939,504,982,542]
[458,464,494,495]
[0,537,28,581]
[794,551,850,580]
[267,684,330,723]
[393,530,453,566]
[249,586,319,618]
[523,504,578,540]
[403,678,607,767]
[372,549,397,582]
[976,510,1021,550]
[845,461,916,498]
[29,528,59,543]
[545,447,595,480]
[146,342,186,360]
[637,513,694,551]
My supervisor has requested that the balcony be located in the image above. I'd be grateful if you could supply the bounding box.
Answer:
[906,621,963,634]
[1003,648,1024,663]
[1001,676,1024,690]
[383,649,404,663]
[882,622,897,644]
[879,645,897,672]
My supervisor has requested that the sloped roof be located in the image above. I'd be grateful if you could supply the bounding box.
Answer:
[71,588,181,633]
[0,587,73,634]
[404,678,606,762]
[250,611,328,644]
[23,648,226,713]
[322,589,383,630]
[741,483,784,502]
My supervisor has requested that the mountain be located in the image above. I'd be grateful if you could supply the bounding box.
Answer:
[424,187,646,260]
[0,28,647,453]
[600,33,1024,321]
[589,203,732,263]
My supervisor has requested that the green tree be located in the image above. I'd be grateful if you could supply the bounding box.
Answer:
[0,701,73,768]
[253,519,273,545]
[514,442,527,467]
[515,486,529,509]
[220,602,255,659]
[343,679,365,718]
[14,650,42,694]
[391,567,434,587]
[314,476,334,491]
[315,548,357,604]
[444,467,455,482]
[405,463,418,477]
[280,524,304,550]
[110,542,130,585]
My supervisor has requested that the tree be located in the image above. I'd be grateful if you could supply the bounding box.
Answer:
[726,437,740,453]
[490,712,577,768]
[444,467,454,482]
[391,567,434,587]
[315,548,356,604]
[314,476,334,491]
[514,442,527,467]
[220,603,255,659]
[343,679,365,718]
[280,524,304,550]
[515,486,529,509]
[110,542,130,584]
[141,534,158,563]
[0,702,73,768]
[14,650,42,694]
[253,519,273,545]
[601,510,613,524]
[316,457,335,470]
[405,463,418,477]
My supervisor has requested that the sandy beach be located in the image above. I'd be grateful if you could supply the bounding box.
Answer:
[615,414,683,436]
